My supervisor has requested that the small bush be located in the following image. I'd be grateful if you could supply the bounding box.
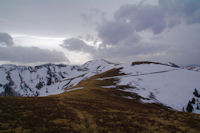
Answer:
[192,98,195,104]
[196,105,199,110]
[186,101,194,113]
[193,88,200,97]
[3,84,13,96]
[47,78,52,86]
[36,82,43,90]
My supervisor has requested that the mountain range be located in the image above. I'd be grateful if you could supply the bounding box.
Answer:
[0,59,200,132]
[0,59,200,113]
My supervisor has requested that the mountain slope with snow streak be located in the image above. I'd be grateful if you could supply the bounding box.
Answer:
[0,59,117,96]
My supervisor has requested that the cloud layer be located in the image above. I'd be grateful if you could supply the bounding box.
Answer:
[60,0,200,65]
[98,0,200,46]
[0,33,69,64]
[61,38,94,54]
[1,0,200,65]
[0,46,68,63]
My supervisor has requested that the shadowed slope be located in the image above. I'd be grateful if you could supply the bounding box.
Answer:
[0,68,200,133]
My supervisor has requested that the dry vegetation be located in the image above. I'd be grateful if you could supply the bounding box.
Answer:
[0,69,200,133]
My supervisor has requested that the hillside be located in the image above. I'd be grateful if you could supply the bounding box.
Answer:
[0,60,200,132]
[1,60,199,113]
[1,68,200,133]
[113,61,200,113]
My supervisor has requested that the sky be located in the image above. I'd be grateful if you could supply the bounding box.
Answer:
[0,0,200,65]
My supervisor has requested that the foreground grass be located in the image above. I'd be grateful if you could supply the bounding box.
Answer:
[0,69,200,133]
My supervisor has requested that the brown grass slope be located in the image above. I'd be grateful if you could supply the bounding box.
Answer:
[0,68,200,133]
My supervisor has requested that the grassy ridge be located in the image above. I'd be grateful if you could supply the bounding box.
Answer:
[0,69,200,133]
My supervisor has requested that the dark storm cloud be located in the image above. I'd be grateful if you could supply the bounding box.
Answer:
[60,38,95,53]
[98,0,200,46]
[98,21,141,45]
[159,0,200,24]
[0,46,68,63]
[93,43,168,62]
[114,4,166,34]
[97,4,166,46]
[0,33,69,64]
[60,37,167,63]
[0,32,14,46]
[81,8,106,26]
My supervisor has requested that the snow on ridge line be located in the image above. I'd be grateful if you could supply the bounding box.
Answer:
[0,59,116,97]
[120,63,180,75]
[117,64,200,114]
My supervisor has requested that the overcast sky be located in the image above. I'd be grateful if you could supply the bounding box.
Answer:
[0,0,200,65]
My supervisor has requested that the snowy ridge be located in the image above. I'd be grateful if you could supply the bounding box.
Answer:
[115,62,200,113]
[0,59,116,96]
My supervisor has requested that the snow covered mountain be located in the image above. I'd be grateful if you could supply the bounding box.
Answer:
[0,60,200,114]
[0,59,117,96]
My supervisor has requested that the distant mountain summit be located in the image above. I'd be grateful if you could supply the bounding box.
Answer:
[184,64,200,72]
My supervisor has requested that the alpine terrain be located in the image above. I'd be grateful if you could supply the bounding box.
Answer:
[0,59,200,132]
